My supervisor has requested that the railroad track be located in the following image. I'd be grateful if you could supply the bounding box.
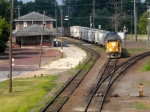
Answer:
[84,58,118,111]
[85,51,150,112]
[41,38,100,112]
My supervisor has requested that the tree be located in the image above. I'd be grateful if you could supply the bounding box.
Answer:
[0,0,11,22]
[0,16,9,53]
[138,12,148,34]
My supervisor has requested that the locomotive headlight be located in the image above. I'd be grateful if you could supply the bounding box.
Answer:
[109,48,112,51]
[112,43,116,47]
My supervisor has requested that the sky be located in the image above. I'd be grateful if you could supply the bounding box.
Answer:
[21,0,62,4]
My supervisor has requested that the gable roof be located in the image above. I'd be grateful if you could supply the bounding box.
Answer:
[14,11,56,22]
[13,24,56,37]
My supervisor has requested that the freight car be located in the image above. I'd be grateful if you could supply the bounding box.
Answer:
[64,26,122,58]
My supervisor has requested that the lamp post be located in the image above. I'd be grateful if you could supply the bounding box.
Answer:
[64,6,70,28]
[90,16,92,28]
[123,25,127,49]
[64,16,69,27]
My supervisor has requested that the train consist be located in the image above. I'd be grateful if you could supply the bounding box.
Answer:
[64,26,122,58]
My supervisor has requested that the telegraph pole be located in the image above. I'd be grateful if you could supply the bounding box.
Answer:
[17,5,21,17]
[112,1,118,32]
[68,6,70,28]
[131,11,133,38]
[39,11,45,68]
[134,0,137,41]
[147,6,150,49]
[93,0,95,28]
[121,0,122,14]
[9,0,14,93]
[55,9,58,48]
[60,9,63,58]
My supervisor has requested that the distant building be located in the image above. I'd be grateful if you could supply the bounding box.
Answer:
[13,11,56,47]
[13,11,56,31]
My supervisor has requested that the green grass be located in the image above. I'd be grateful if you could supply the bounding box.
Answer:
[66,70,74,75]
[75,62,83,71]
[0,75,59,112]
[127,34,147,39]
[139,78,150,85]
[128,48,146,54]
[141,60,150,72]
[83,58,95,70]
[129,101,150,110]
[135,101,149,110]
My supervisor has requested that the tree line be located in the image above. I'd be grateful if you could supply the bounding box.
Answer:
[0,0,149,52]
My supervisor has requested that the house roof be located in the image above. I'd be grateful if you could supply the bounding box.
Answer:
[14,11,56,22]
[13,24,56,37]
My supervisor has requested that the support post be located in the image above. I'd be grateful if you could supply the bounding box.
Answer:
[9,0,14,93]
[39,11,45,68]
[60,9,63,58]
[134,0,137,41]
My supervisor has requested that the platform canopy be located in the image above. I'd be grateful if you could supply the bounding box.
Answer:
[13,24,56,37]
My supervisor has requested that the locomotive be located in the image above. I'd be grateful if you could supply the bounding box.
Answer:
[105,32,122,58]
[64,26,122,58]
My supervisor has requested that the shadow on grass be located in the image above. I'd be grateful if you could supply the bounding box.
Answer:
[121,48,130,58]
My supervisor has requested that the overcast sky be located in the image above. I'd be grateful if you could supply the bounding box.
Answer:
[21,0,62,4]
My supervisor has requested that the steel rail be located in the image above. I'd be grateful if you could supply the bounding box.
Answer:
[98,51,150,112]
[85,51,150,112]
[85,58,118,111]
[41,38,100,112]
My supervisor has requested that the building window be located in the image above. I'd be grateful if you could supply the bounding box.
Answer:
[42,21,46,27]
[23,21,27,28]
[45,36,49,41]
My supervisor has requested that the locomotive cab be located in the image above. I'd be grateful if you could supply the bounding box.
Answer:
[106,34,122,58]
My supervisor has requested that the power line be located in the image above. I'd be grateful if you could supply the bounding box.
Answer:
[14,1,145,7]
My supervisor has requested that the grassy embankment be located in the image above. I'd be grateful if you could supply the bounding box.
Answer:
[0,76,61,112]
[126,34,147,39]
[0,48,92,112]
[141,60,150,72]
[125,34,148,54]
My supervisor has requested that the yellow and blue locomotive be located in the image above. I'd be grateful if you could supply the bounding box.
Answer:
[105,32,122,58]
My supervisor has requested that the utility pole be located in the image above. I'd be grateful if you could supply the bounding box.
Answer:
[121,0,122,14]
[9,0,14,93]
[93,0,95,28]
[39,11,45,68]
[68,6,70,28]
[131,11,133,38]
[60,9,63,58]
[90,16,92,28]
[114,2,118,32]
[134,0,137,41]
[55,9,58,48]
[16,5,21,17]
[147,6,150,49]
[120,0,123,30]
